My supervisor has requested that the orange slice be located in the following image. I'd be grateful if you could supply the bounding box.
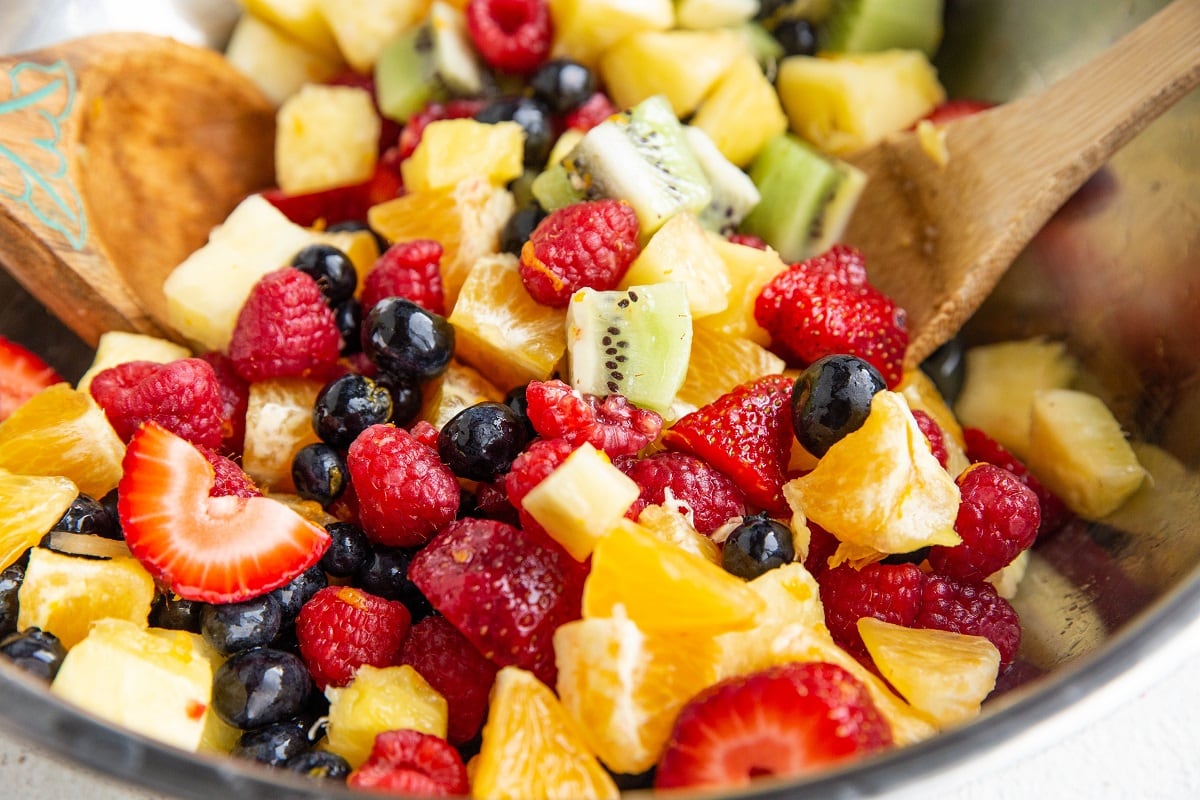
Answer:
[674,327,786,416]
[0,469,77,570]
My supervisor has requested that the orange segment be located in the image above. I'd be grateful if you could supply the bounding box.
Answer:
[241,377,324,493]
[0,469,77,570]
[472,666,618,800]
[419,359,504,430]
[633,503,721,565]
[0,383,125,497]
[674,326,786,416]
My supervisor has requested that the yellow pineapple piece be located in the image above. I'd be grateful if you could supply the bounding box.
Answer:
[325,664,448,768]
[776,50,945,155]
[403,119,525,193]
[419,360,505,430]
[858,617,1000,728]
[241,377,324,492]
[599,29,747,118]
[76,332,192,394]
[312,226,382,283]
[316,0,430,72]
[0,384,124,498]
[692,51,789,167]
[275,84,380,194]
[0,470,77,570]
[51,619,215,751]
[619,212,730,318]
[634,503,721,565]
[547,0,674,69]
[224,12,345,105]
[473,666,619,800]
[698,235,788,346]
[675,327,786,416]
[675,0,758,28]
[238,0,341,59]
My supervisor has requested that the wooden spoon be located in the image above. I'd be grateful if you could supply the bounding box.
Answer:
[844,0,1200,367]
[0,32,275,347]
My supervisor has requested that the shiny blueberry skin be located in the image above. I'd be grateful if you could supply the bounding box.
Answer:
[0,565,24,638]
[201,594,283,656]
[722,514,796,580]
[287,749,351,781]
[438,402,532,482]
[362,297,455,382]
[149,592,204,633]
[212,647,313,729]
[355,546,434,621]
[501,205,547,256]
[233,719,313,767]
[291,244,358,306]
[474,96,555,167]
[0,628,66,681]
[773,18,818,56]
[792,354,887,457]
[291,443,348,506]
[529,58,597,113]
[377,373,423,427]
[271,567,327,623]
[920,336,967,406]
[319,522,370,578]
[332,298,363,355]
[52,493,121,540]
[313,373,394,451]
[504,383,538,442]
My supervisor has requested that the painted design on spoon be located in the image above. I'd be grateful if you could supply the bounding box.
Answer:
[0,60,88,250]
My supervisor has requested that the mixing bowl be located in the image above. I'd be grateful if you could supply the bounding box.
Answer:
[1,1,1198,798]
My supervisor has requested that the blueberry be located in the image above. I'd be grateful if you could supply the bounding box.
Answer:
[212,647,313,729]
[313,373,394,450]
[362,297,455,382]
[377,372,423,427]
[791,354,887,458]
[722,513,796,580]
[882,547,933,566]
[529,58,597,113]
[270,567,327,623]
[0,628,66,681]
[291,443,348,506]
[920,337,966,406]
[233,719,313,767]
[0,565,24,638]
[201,594,283,656]
[287,749,351,781]
[474,96,555,167]
[319,522,370,578]
[504,383,537,442]
[355,546,434,621]
[332,298,363,355]
[291,244,358,305]
[438,402,532,482]
[773,18,818,56]
[149,592,204,633]
[51,493,122,540]
[501,205,547,256]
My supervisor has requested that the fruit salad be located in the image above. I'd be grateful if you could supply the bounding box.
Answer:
[0,0,1154,797]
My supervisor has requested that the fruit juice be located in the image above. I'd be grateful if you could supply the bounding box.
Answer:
[0,1,1153,796]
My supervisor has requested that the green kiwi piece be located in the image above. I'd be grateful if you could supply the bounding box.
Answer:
[684,126,761,235]
[820,0,944,57]
[565,282,693,416]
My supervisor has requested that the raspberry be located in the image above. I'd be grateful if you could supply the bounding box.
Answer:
[524,379,662,457]
[916,573,1021,668]
[399,615,499,744]
[408,419,441,450]
[911,409,949,468]
[519,199,641,307]
[361,239,446,317]
[465,0,552,76]
[397,98,488,160]
[346,729,469,796]
[470,478,521,527]
[963,426,1072,537]
[564,91,618,132]
[228,268,342,383]
[617,451,746,535]
[727,233,768,250]
[295,585,412,690]
[195,445,260,498]
[928,463,1040,582]
[346,424,460,547]
[817,562,925,659]
[504,437,577,510]
[89,358,225,449]
[802,520,840,578]
[197,351,249,456]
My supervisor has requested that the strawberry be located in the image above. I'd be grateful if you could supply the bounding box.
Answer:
[0,336,64,421]
[755,245,908,388]
[229,268,343,383]
[117,422,331,604]
[661,374,795,514]
[399,614,499,744]
[919,98,996,127]
[88,358,225,449]
[260,154,404,228]
[654,661,893,790]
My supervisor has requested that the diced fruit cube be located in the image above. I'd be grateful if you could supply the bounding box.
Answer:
[223,12,345,105]
[674,327,786,416]
[51,619,215,751]
[239,0,341,59]
[374,4,484,123]
[619,212,731,319]
[0,470,77,570]
[599,29,747,118]
[691,51,788,168]
[547,0,674,69]
[1024,389,1146,519]
[241,377,324,492]
[698,236,788,346]
[675,0,758,29]
[275,84,380,194]
[401,118,524,192]
[324,664,448,768]
[76,331,191,394]
[776,50,945,155]
[821,0,945,57]
[315,0,430,72]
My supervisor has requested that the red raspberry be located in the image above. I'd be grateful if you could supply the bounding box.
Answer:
[295,585,412,690]
[228,268,342,383]
[755,245,908,388]
[471,478,521,527]
[802,520,840,578]
[89,359,224,449]
[963,426,1072,537]
[617,451,746,535]
[347,729,469,796]
[399,615,499,744]
[564,91,618,132]
[398,98,488,160]
[197,352,249,457]
[504,437,577,510]
[727,233,768,250]
[409,518,580,685]
[519,200,641,307]
[911,409,949,468]
[465,0,552,76]
[362,239,446,317]
[817,562,925,660]
[195,446,260,498]
[408,419,441,449]
[524,379,662,457]
[346,424,460,547]
[916,573,1021,668]
[928,463,1040,582]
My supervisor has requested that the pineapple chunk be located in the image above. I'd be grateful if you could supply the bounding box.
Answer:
[1024,389,1146,519]
[76,331,191,394]
[692,52,789,168]
[401,119,525,193]
[698,235,788,345]
[316,0,430,72]
[276,84,380,194]
[619,212,731,318]
[238,0,341,59]
[325,665,448,767]
[599,29,748,118]
[547,0,675,69]
[224,12,344,105]
[521,443,641,561]
[675,0,759,29]
[776,50,945,155]
[242,377,324,492]
[51,619,215,751]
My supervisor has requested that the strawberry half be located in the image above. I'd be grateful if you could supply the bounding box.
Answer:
[118,422,331,603]
[0,336,64,421]
[655,661,894,790]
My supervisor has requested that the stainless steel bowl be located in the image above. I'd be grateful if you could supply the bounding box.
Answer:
[1,1,1198,798]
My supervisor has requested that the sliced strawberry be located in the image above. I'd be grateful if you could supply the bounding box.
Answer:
[661,374,794,513]
[919,98,996,127]
[260,154,403,228]
[118,422,330,604]
[655,661,893,790]
[0,336,64,421]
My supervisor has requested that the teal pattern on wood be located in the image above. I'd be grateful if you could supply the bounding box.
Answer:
[0,60,87,250]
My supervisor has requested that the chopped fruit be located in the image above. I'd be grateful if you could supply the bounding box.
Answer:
[238,0,341,59]
[275,84,380,194]
[963,426,1072,537]
[419,359,506,430]
[545,0,673,69]
[361,239,446,317]
[663,374,795,513]
[674,327,786,417]
[519,199,641,307]
[88,358,225,448]
[229,268,342,383]
[200,446,261,497]
[295,585,412,689]
[565,90,618,132]
[858,617,1000,728]
[817,562,925,660]
[0,383,125,498]
[599,29,748,118]
[466,0,553,74]
[347,728,470,796]
[399,614,499,744]
[241,377,325,493]
[504,436,578,515]
[912,408,950,468]
[916,573,1021,668]
[692,51,789,168]
[928,464,1040,581]
[75,331,191,395]
[791,354,887,458]
[920,98,996,126]
[324,664,449,768]
[473,666,619,800]
[118,422,331,604]
[655,661,894,790]
[0,336,63,421]
[315,0,430,73]
[583,520,765,634]
[0,470,77,570]
[401,118,525,192]
[223,12,344,105]
[17,546,155,649]
[700,235,788,346]
[554,613,722,774]
[722,513,797,580]
[261,161,404,228]
[524,379,662,458]
[618,451,746,535]
[618,212,731,318]
[632,502,722,564]
[397,98,490,161]
[897,366,965,449]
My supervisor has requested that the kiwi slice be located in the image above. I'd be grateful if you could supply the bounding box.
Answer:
[684,125,761,235]
[739,133,866,262]
[566,282,693,416]
[820,0,945,57]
